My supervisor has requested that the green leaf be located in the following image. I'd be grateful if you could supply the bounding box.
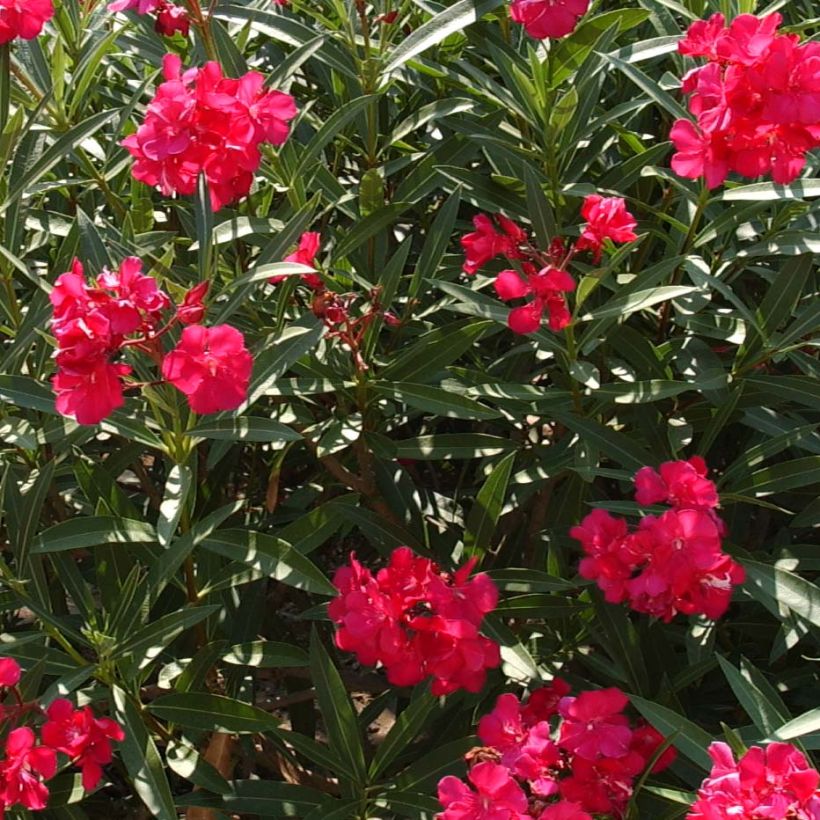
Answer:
[381,319,495,383]
[464,451,515,554]
[553,412,650,471]
[742,560,820,631]
[370,691,438,779]
[382,0,504,74]
[111,685,178,820]
[157,464,192,547]
[246,317,325,407]
[309,630,367,785]
[294,95,376,181]
[194,174,214,282]
[149,693,279,733]
[716,655,790,739]
[115,605,220,668]
[177,780,327,815]
[768,708,820,743]
[728,457,820,496]
[166,739,232,794]
[581,286,698,322]
[524,164,556,248]
[187,417,302,443]
[719,180,820,200]
[31,517,157,553]
[392,434,517,460]
[601,53,689,120]
[200,529,335,596]
[409,187,461,299]
[629,695,713,771]
[0,374,58,414]
[223,641,309,668]
[332,201,411,261]
[2,109,118,210]
[374,382,499,421]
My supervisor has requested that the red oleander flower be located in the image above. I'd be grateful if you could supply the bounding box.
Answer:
[270,231,323,289]
[576,195,638,262]
[0,659,21,688]
[161,324,253,414]
[521,679,571,725]
[671,13,820,187]
[571,459,744,622]
[49,257,171,424]
[123,54,297,211]
[108,0,158,11]
[0,727,57,813]
[41,700,125,791]
[0,0,54,43]
[557,688,633,761]
[176,281,210,325]
[437,687,676,819]
[688,742,820,819]
[460,214,524,275]
[154,1,189,36]
[634,456,718,509]
[495,265,575,334]
[539,802,592,820]
[53,360,132,426]
[437,761,530,820]
[508,0,590,40]
[329,547,500,696]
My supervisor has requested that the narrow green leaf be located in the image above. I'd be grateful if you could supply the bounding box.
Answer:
[150,693,279,733]
[382,0,504,74]
[309,630,367,785]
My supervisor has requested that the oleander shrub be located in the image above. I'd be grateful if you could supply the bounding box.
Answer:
[0,0,819,817]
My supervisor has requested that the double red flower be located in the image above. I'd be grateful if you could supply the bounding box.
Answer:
[50,257,252,424]
[571,458,745,622]
[329,547,500,695]
[0,0,54,43]
[688,742,820,818]
[123,54,297,211]
[438,684,675,819]
[671,13,820,186]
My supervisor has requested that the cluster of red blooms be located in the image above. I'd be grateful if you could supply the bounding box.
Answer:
[437,683,676,819]
[108,0,189,37]
[329,547,501,696]
[571,457,746,623]
[50,256,251,424]
[0,0,54,43]
[671,13,820,187]
[688,741,820,819]
[460,195,637,335]
[508,0,590,40]
[0,659,124,814]
[123,54,297,211]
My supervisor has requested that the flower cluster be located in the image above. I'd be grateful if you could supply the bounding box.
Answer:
[460,195,637,335]
[571,457,745,622]
[509,0,590,40]
[0,659,124,814]
[688,742,820,819]
[108,0,190,36]
[0,0,54,43]
[437,683,676,819]
[329,547,501,695]
[123,53,297,211]
[671,13,820,187]
[50,256,251,424]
